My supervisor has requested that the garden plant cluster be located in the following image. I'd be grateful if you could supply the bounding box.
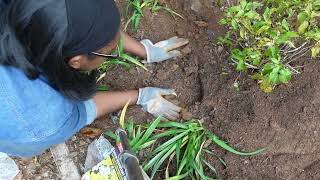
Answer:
[219,0,320,92]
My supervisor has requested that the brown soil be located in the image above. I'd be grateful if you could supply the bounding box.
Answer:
[16,0,320,179]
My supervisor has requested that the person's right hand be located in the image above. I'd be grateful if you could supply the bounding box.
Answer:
[136,87,182,120]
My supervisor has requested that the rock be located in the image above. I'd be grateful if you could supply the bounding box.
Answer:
[172,64,180,71]
[194,21,209,27]
[217,46,224,53]
[51,143,81,180]
[181,109,193,120]
[190,0,202,13]
[184,0,213,17]
[181,45,192,55]
[176,29,184,36]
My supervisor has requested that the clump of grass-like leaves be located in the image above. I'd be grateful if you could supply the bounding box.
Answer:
[125,0,183,32]
[106,117,265,179]
[98,33,147,73]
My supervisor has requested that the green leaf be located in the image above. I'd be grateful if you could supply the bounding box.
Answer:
[207,132,266,156]
[263,7,271,24]
[268,66,281,84]
[150,143,177,179]
[281,19,290,31]
[311,46,320,58]
[265,46,280,59]
[279,68,292,83]
[256,25,270,35]
[219,18,228,25]
[251,73,263,80]
[151,129,185,140]
[240,28,247,39]
[262,63,274,75]
[130,126,142,146]
[244,10,259,19]
[126,120,134,140]
[98,85,109,91]
[231,49,244,62]
[121,53,148,71]
[250,51,261,66]
[260,78,273,93]
[157,121,189,129]
[240,0,247,9]
[305,30,320,40]
[236,59,246,72]
[144,143,174,171]
[277,31,299,45]
[118,32,124,53]
[297,12,309,27]
[133,115,162,149]
[190,159,214,180]
[139,139,157,150]
[231,19,238,30]
[298,21,309,34]
[176,138,182,168]
[235,9,245,18]
[153,130,191,155]
[104,131,118,141]
[164,172,189,180]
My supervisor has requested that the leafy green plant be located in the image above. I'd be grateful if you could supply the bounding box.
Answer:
[106,118,265,179]
[125,0,183,32]
[219,0,320,92]
[98,33,147,72]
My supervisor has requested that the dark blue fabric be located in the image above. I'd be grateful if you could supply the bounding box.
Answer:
[0,0,10,14]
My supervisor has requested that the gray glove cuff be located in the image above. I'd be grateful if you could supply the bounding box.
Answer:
[136,88,148,112]
[140,39,152,63]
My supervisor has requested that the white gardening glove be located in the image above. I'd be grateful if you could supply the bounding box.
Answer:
[140,36,189,63]
[137,87,182,120]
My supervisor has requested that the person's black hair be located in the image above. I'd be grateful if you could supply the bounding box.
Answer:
[0,0,109,101]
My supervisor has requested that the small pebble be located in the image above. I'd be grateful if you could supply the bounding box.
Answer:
[217,46,224,53]
[181,45,192,55]
[176,29,184,36]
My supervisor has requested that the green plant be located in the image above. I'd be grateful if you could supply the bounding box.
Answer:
[219,0,320,92]
[106,119,265,179]
[98,33,147,72]
[125,0,183,32]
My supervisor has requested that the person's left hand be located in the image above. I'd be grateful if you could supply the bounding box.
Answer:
[136,87,182,120]
[140,37,189,63]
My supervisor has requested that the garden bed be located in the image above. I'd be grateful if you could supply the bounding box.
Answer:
[17,0,320,179]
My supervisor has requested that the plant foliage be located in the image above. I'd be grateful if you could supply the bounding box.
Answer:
[98,33,147,72]
[105,119,265,179]
[125,0,183,32]
[219,0,320,92]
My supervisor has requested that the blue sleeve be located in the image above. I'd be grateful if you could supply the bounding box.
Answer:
[0,66,97,157]
[0,0,10,12]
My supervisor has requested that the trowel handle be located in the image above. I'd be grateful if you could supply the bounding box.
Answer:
[120,152,144,180]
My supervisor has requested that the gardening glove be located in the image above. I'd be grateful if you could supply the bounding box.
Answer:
[140,36,189,63]
[137,87,182,120]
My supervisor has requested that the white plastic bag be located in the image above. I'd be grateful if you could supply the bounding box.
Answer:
[0,152,19,180]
